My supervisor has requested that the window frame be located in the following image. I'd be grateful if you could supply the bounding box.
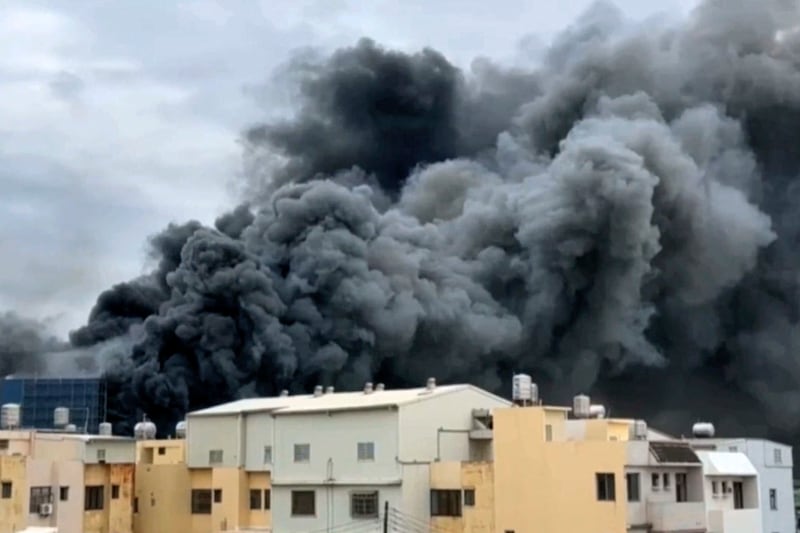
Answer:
[263,445,272,464]
[463,488,476,507]
[357,442,375,462]
[213,489,222,504]
[626,473,640,502]
[770,488,777,510]
[264,489,271,510]
[291,490,316,516]
[1,481,11,499]
[430,489,462,517]
[191,489,212,515]
[596,473,616,502]
[249,489,262,510]
[294,443,311,463]
[350,490,379,518]
[209,449,223,464]
[59,486,69,501]
[29,486,53,513]
[84,485,104,511]
[111,484,120,500]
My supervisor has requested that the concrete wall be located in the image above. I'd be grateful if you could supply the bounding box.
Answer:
[108,464,134,533]
[187,414,244,468]
[243,412,274,472]
[133,463,191,533]
[85,440,136,465]
[83,463,109,533]
[54,460,85,533]
[430,461,494,533]
[0,455,26,533]
[272,484,400,533]
[272,409,400,484]
[136,440,185,466]
[246,472,271,528]
[190,469,212,533]
[494,406,628,533]
[743,440,795,533]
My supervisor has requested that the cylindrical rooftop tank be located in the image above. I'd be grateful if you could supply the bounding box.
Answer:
[589,404,606,419]
[631,420,648,440]
[279,390,289,397]
[53,407,70,428]
[64,424,77,433]
[512,374,533,402]
[313,385,323,397]
[1,404,21,429]
[573,395,591,418]
[692,422,715,438]
[134,422,146,440]
[142,421,157,439]
[175,421,187,439]
[325,386,334,394]
[530,382,539,404]
[375,383,385,391]
[364,382,374,394]
[98,422,112,436]
[426,377,436,390]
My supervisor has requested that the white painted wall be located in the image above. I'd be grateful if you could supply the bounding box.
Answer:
[708,508,762,533]
[84,440,135,464]
[742,440,795,533]
[186,414,244,468]
[25,457,85,533]
[272,409,400,484]
[243,412,275,472]
[272,484,400,533]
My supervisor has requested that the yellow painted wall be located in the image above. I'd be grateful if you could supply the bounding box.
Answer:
[246,472,271,528]
[109,464,134,533]
[494,407,628,533]
[136,440,185,466]
[430,461,494,533]
[84,464,110,533]
[211,467,247,531]
[190,468,212,533]
[0,455,27,533]
[543,409,568,442]
[133,463,191,533]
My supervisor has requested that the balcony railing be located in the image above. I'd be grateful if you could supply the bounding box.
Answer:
[646,501,706,531]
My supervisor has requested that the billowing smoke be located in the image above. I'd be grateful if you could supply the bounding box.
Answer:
[58,0,800,448]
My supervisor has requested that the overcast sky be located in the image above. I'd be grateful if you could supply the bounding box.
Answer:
[0,0,698,338]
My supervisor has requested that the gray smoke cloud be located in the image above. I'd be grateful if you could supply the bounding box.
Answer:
[61,0,800,450]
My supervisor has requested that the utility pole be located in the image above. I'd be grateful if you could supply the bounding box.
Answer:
[382,500,389,533]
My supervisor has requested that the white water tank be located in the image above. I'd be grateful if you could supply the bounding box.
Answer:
[375,383,385,391]
[325,386,334,394]
[98,422,112,436]
[530,382,539,404]
[512,374,533,402]
[64,424,77,433]
[313,385,323,397]
[142,421,157,439]
[1,404,20,429]
[426,377,436,390]
[364,382,374,394]
[279,390,289,397]
[573,395,591,418]
[692,422,715,438]
[631,420,648,440]
[134,422,146,440]
[175,421,187,439]
[589,404,606,419]
[54,407,70,428]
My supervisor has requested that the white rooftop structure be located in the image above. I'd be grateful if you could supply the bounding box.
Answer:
[188,384,502,417]
[696,451,758,477]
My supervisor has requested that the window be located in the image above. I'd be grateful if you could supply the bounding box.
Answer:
[29,487,52,513]
[774,448,783,464]
[1,481,11,499]
[0,440,8,450]
[250,489,262,510]
[357,442,375,461]
[596,473,616,501]
[263,445,272,464]
[209,449,223,464]
[626,473,640,502]
[158,447,166,455]
[85,486,104,511]
[545,424,553,441]
[464,488,475,506]
[430,489,461,517]
[264,489,271,510]
[294,444,310,463]
[351,491,379,518]
[111,485,120,499]
[662,473,670,490]
[59,486,68,501]
[651,473,660,490]
[770,489,777,510]
[191,489,211,514]
[712,481,719,496]
[676,473,688,503]
[213,489,222,503]
[721,481,729,495]
[96,449,106,462]
[291,490,315,516]
[133,497,138,513]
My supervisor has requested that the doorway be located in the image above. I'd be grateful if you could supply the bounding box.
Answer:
[733,481,744,509]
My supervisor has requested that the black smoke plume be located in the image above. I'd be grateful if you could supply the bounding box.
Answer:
[65,0,800,451]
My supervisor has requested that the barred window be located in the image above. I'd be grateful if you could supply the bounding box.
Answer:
[85,486,104,511]
[291,490,315,516]
[191,489,211,514]
[357,442,375,461]
[351,491,379,518]
[249,489,262,510]
[430,489,461,517]
[596,473,616,501]
[294,444,310,463]
[209,449,223,464]
[29,486,52,513]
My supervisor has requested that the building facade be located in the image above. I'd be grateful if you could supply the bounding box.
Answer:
[184,380,510,533]
[0,377,107,433]
[0,429,135,533]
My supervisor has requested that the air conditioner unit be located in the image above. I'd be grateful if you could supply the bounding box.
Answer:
[38,503,53,516]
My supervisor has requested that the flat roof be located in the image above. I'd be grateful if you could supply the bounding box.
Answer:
[188,384,510,417]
